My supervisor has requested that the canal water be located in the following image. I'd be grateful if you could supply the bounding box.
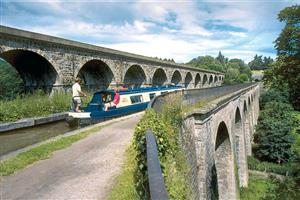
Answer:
[0,120,77,156]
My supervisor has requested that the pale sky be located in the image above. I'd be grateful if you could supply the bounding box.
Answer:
[1,0,299,63]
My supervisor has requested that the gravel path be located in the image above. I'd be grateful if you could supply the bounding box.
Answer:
[0,112,143,200]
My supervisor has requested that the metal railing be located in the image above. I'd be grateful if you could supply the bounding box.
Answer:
[146,130,169,200]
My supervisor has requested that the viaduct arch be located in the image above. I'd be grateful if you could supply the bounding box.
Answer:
[0,25,224,92]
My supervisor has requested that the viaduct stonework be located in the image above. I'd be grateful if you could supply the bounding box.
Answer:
[181,84,260,199]
[0,26,223,92]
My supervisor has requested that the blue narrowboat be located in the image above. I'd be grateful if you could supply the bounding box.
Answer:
[67,85,183,125]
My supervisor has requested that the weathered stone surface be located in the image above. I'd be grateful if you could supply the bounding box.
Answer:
[180,84,260,200]
[0,25,224,92]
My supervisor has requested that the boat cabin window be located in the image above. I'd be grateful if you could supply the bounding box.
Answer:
[161,91,168,95]
[101,92,114,103]
[130,95,143,104]
[149,93,156,100]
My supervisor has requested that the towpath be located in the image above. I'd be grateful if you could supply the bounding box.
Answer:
[0,112,143,200]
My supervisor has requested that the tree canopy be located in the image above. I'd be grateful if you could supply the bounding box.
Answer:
[264,4,300,110]
[187,51,252,84]
[0,60,23,100]
[248,55,274,70]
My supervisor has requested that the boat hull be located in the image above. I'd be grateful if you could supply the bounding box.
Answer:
[67,102,148,125]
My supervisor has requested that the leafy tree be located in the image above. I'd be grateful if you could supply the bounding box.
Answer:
[187,53,252,84]
[224,68,239,84]
[266,5,300,110]
[0,60,23,100]
[255,102,296,164]
[248,55,274,70]
[188,55,224,72]
[260,88,289,109]
[248,55,263,70]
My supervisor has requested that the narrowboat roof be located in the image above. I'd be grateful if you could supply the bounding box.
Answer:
[93,85,183,95]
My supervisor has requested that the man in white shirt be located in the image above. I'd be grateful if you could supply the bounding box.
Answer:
[72,77,86,112]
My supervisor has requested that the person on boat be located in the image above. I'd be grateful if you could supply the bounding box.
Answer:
[72,77,87,112]
[104,88,120,111]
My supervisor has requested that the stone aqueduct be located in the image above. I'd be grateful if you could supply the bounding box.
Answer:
[0,26,223,92]
[181,84,260,199]
[1,26,261,200]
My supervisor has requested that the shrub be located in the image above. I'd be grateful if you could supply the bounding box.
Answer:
[133,109,171,199]
[262,177,300,200]
[133,107,192,200]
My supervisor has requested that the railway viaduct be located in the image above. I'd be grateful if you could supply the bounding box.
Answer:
[181,84,260,199]
[152,83,260,199]
[0,26,223,92]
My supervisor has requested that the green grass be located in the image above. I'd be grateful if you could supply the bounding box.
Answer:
[164,150,192,200]
[247,156,295,175]
[251,70,264,76]
[240,175,276,200]
[0,92,92,123]
[107,145,139,200]
[0,126,101,176]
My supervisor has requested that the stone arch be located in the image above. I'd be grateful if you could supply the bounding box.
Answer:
[202,74,208,87]
[152,68,167,86]
[234,107,248,187]
[248,96,251,106]
[77,59,114,91]
[123,64,146,88]
[214,75,218,83]
[214,121,236,199]
[209,75,213,85]
[171,70,182,86]
[219,76,222,81]
[195,73,201,88]
[0,49,58,93]
[184,72,193,88]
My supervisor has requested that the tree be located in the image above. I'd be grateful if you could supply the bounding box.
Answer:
[268,5,300,110]
[224,68,239,84]
[216,51,226,65]
[248,55,264,70]
[248,55,273,70]
[0,60,23,100]
[255,102,296,163]
[187,55,225,72]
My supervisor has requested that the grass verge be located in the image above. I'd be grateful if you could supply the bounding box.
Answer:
[240,175,276,200]
[251,70,264,76]
[247,156,295,176]
[0,126,101,176]
[107,145,139,200]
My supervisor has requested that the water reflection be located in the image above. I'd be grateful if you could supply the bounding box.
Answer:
[0,120,77,156]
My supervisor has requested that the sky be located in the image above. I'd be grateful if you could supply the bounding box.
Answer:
[0,0,299,63]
